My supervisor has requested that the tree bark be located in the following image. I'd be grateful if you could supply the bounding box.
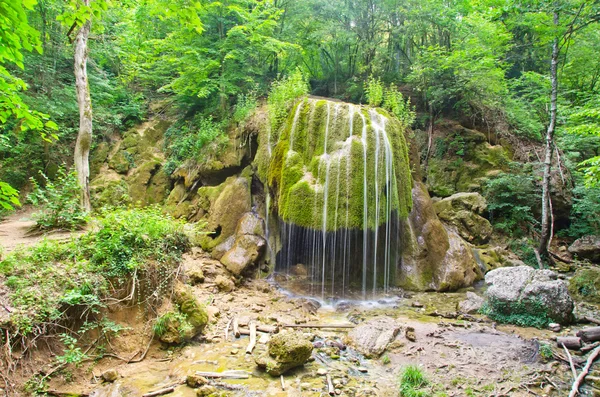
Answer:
[539,8,559,258]
[74,0,92,213]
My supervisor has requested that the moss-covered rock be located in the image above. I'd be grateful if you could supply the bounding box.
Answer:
[90,141,110,178]
[126,159,170,206]
[569,267,600,303]
[433,193,492,244]
[90,173,132,209]
[109,150,133,174]
[173,283,208,332]
[220,234,266,276]
[254,331,313,376]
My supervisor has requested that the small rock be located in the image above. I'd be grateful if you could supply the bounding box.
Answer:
[357,367,368,373]
[405,327,416,342]
[254,331,313,376]
[300,383,312,390]
[317,368,328,376]
[215,275,235,292]
[348,316,401,357]
[186,374,208,388]
[411,301,424,308]
[187,268,205,285]
[101,369,119,383]
[231,349,239,355]
[335,389,342,395]
[258,334,270,344]
[548,323,561,332]
[196,385,217,396]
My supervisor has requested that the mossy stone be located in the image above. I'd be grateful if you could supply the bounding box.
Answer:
[569,267,600,303]
[173,283,208,332]
[109,150,132,174]
[254,331,313,376]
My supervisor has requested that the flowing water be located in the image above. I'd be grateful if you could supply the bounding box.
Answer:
[266,99,403,300]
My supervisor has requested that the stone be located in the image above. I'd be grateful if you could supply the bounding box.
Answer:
[235,212,265,237]
[186,374,208,388]
[348,316,401,358]
[254,331,313,376]
[196,385,217,396]
[569,236,600,262]
[484,266,574,325]
[317,368,328,376]
[101,369,119,383]
[411,301,423,308]
[357,367,368,373]
[458,292,485,314]
[569,267,600,303]
[215,275,235,292]
[398,183,483,291]
[173,283,208,332]
[211,236,235,261]
[548,323,561,332]
[433,192,492,244]
[220,234,266,276]
[290,263,308,277]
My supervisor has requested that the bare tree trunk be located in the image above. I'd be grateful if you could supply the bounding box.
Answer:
[539,9,559,259]
[74,1,92,213]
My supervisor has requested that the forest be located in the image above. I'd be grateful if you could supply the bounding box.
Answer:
[1,0,600,396]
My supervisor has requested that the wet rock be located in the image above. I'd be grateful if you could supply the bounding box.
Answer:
[458,292,484,314]
[101,369,119,383]
[569,236,600,262]
[211,236,235,261]
[196,385,217,396]
[348,316,401,358]
[254,331,313,376]
[398,183,483,291]
[186,374,208,388]
[290,263,308,277]
[220,234,266,276]
[411,301,424,308]
[215,275,235,292]
[484,266,574,325]
[235,212,265,237]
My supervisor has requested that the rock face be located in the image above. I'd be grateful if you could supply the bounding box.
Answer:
[484,266,574,325]
[569,267,600,303]
[398,183,483,291]
[348,316,401,358]
[433,192,493,244]
[217,212,267,276]
[255,331,313,376]
[458,292,484,314]
[158,282,208,344]
[569,236,600,262]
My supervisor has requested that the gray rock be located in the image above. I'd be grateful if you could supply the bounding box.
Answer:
[235,212,265,237]
[458,292,484,314]
[211,236,235,261]
[433,192,493,244]
[220,234,266,276]
[348,316,401,357]
[254,331,313,376]
[484,266,574,324]
[101,369,119,383]
[569,235,600,262]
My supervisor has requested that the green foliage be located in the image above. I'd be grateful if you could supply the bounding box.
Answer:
[163,115,227,175]
[153,311,192,339]
[56,333,88,366]
[399,365,429,397]
[383,85,416,128]
[569,268,600,303]
[27,167,89,231]
[0,181,20,210]
[480,297,552,328]
[538,342,553,361]
[484,171,539,236]
[381,354,390,365]
[233,91,258,124]
[365,76,384,107]
[508,239,540,268]
[0,207,190,337]
[563,185,600,238]
[267,70,309,133]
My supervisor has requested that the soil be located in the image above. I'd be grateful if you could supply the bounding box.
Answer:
[31,252,581,397]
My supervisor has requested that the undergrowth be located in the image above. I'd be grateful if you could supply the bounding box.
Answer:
[479,297,552,328]
[399,365,430,397]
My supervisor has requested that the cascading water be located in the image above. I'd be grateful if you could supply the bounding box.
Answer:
[264,98,412,300]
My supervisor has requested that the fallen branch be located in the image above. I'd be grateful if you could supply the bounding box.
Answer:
[569,345,600,397]
[582,342,600,354]
[142,386,175,397]
[233,317,240,338]
[577,327,600,343]
[326,374,335,395]
[195,370,250,379]
[562,343,578,380]
[557,337,582,351]
[280,375,285,391]
[246,322,257,354]
[585,317,600,326]
[280,324,355,329]
[224,318,233,341]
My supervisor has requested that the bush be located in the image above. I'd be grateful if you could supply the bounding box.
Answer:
[564,185,600,239]
[480,297,552,328]
[268,69,309,133]
[233,91,258,124]
[27,167,88,231]
[0,181,20,211]
[365,76,384,107]
[399,365,429,397]
[484,171,539,236]
[383,85,416,128]
[508,239,540,268]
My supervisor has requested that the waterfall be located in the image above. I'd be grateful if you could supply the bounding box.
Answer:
[267,98,411,299]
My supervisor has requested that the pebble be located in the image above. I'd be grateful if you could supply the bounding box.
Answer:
[317,368,328,376]
[300,383,312,390]
[411,301,424,308]
[101,369,119,383]
[230,349,239,355]
[357,366,368,373]
[335,389,342,395]
[548,323,561,332]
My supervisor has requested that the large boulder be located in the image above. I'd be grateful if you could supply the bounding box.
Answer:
[220,234,266,276]
[569,236,600,262]
[254,331,313,376]
[433,192,493,244]
[484,266,574,325]
[347,316,401,358]
[398,183,483,291]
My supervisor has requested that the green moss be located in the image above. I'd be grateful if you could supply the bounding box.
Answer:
[265,99,413,231]
[569,268,600,303]
[480,297,553,328]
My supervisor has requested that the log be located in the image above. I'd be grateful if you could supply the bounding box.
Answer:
[224,317,233,341]
[233,316,240,338]
[577,327,600,343]
[246,321,257,354]
[585,317,600,326]
[569,345,600,397]
[195,370,250,379]
[238,324,279,335]
[582,342,600,354]
[142,387,175,397]
[280,323,355,329]
[557,337,582,351]
[562,343,578,380]
[280,375,285,391]
[326,374,335,396]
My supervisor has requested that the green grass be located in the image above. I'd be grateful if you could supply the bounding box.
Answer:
[399,365,430,397]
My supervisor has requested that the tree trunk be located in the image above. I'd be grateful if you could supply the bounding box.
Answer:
[74,1,92,213]
[539,9,559,258]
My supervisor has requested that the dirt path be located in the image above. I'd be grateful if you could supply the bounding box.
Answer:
[0,209,83,254]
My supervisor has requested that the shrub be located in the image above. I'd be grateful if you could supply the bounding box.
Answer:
[268,69,309,133]
[233,91,258,124]
[0,181,20,211]
[27,167,88,231]
[365,76,384,107]
[383,85,416,128]
[484,171,539,236]
[399,365,429,397]
[480,297,552,328]
[508,239,540,268]
[564,185,600,239]
[153,311,193,339]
